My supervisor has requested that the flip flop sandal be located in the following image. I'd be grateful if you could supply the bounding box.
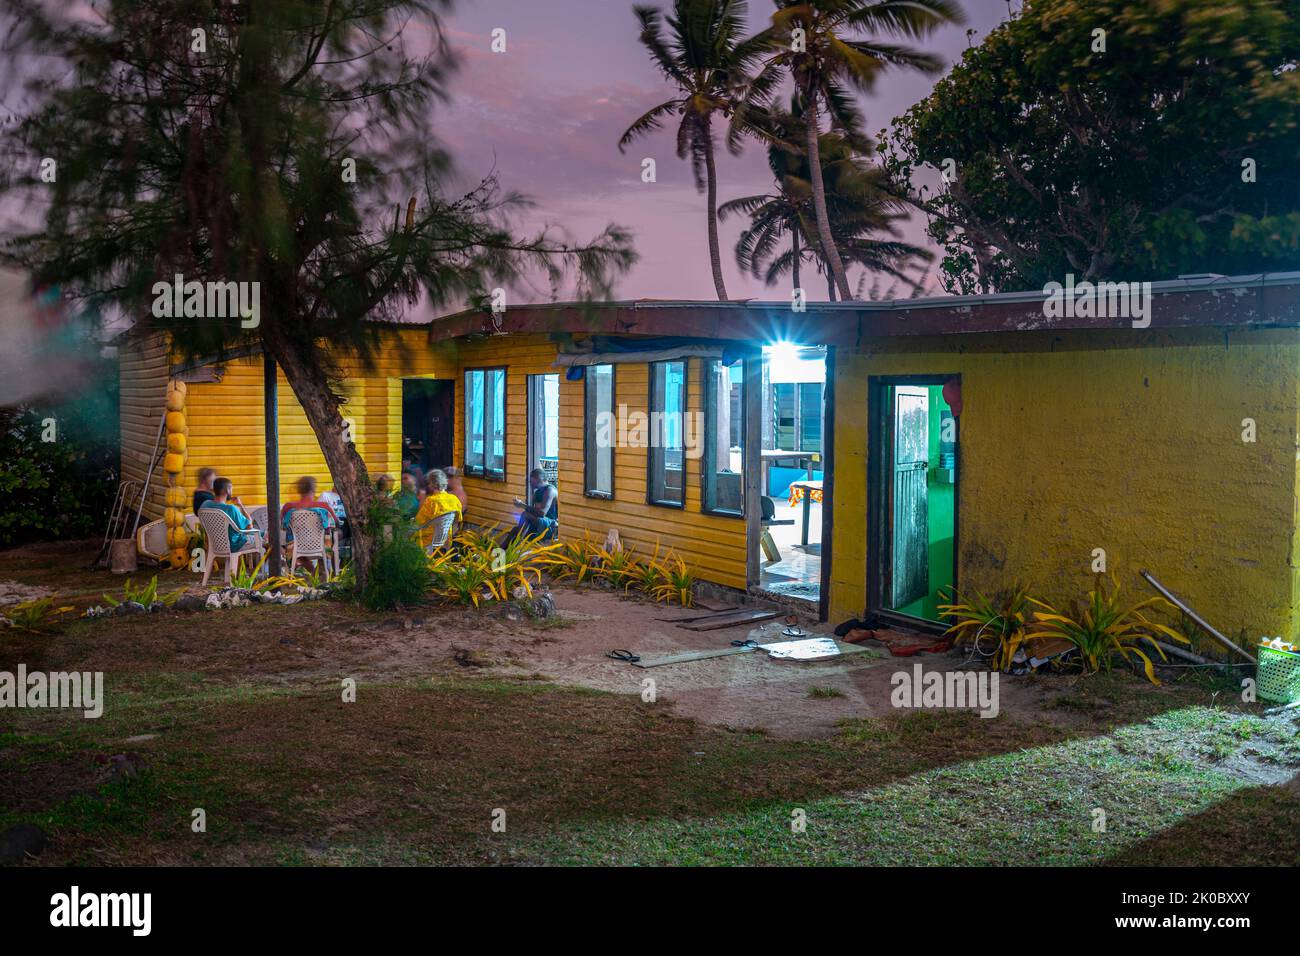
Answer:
[730,639,759,648]
[606,649,641,663]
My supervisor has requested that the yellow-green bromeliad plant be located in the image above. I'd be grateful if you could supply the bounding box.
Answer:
[937,583,1032,672]
[1026,574,1188,684]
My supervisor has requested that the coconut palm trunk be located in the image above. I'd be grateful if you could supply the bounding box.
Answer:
[791,228,801,293]
[804,86,853,301]
[703,122,728,301]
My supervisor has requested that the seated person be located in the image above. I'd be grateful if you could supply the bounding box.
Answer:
[280,475,335,542]
[511,468,558,543]
[394,472,421,520]
[413,469,463,549]
[199,477,260,551]
[192,467,216,514]
[317,488,346,522]
[376,474,395,497]
[444,465,468,510]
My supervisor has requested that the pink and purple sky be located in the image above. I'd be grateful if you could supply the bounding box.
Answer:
[434,0,1010,302]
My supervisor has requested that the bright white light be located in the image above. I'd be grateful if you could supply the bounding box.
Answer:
[765,341,825,384]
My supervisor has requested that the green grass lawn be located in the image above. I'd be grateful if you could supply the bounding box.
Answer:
[3,662,1297,866]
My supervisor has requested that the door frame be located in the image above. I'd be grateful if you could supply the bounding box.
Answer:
[867,374,960,633]
[525,372,559,495]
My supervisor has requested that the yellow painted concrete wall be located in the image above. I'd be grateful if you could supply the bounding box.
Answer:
[829,328,1300,643]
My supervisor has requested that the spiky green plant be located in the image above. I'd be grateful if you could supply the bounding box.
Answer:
[4,597,75,634]
[104,575,182,608]
[1026,574,1188,684]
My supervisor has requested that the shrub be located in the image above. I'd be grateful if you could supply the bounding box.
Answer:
[596,544,642,590]
[651,552,696,607]
[3,596,75,634]
[1026,574,1188,683]
[103,575,182,608]
[360,504,429,610]
[938,583,1031,671]
[0,371,120,548]
[541,534,603,584]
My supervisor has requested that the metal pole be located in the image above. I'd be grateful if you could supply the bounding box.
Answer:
[264,353,282,577]
[1139,569,1255,663]
[744,355,762,590]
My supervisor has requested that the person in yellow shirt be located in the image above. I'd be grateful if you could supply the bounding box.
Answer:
[413,469,462,550]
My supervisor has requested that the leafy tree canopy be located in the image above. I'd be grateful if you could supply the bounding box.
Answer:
[880,0,1300,293]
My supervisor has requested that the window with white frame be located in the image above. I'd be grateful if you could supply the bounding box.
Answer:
[464,367,506,478]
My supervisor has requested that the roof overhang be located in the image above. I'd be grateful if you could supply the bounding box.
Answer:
[428,271,1300,347]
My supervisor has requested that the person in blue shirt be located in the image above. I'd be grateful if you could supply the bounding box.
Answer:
[199,477,259,551]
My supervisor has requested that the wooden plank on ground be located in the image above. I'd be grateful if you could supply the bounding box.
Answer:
[653,606,740,623]
[678,610,778,631]
[632,645,759,668]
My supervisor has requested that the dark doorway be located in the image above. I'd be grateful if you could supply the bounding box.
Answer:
[869,376,958,625]
[402,378,454,473]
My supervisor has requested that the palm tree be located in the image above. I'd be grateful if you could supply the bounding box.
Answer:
[721,113,930,298]
[619,0,775,300]
[754,0,963,300]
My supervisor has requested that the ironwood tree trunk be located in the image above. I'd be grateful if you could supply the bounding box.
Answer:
[261,323,378,587]
[703,122,729,302]
[804,88,852,301]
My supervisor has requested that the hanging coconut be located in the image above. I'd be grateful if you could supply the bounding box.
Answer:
[163,452,185,475]
[167,433,187,454]
[167,526,189,550]
[165,411,185,433]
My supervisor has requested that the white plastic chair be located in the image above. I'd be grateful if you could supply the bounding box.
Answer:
[288,508,337,579]
[182,513,200,535]
[136,518,169,560]
[249,506,270,538]
[421,512,457,554]
[198,508,265,585]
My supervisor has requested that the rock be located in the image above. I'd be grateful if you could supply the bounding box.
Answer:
[0,823,47,865]
[148,602,165,613]
[115,601,146,616]
[95,752,148,785]
[528,592,556,619]
[175,594,207,611]
[204,593,224,610]
[121,734,157,744]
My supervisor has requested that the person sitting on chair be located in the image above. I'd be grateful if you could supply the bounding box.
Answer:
[512,468,558,542]
[199,477,259,551]
[394,472,421,519]
[280,476,334,543]
[192,467,217,514]
[444,465,468,510]
[413,469,462,549]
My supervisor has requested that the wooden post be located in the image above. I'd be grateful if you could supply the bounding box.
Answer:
[744,355,762,589]
[818,346,836,623]
[264,352,282,577]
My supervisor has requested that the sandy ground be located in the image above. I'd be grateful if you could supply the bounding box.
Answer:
[302,589,1139,739]
[1,540,1196,741]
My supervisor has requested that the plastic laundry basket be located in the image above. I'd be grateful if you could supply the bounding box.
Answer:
[1257,645,1300,704]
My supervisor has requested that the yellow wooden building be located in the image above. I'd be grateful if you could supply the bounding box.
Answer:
[120,272,1300,641]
